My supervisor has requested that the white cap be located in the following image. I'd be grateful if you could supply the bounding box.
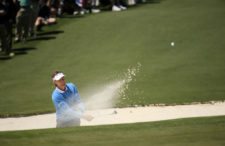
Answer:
[52,72,65,81]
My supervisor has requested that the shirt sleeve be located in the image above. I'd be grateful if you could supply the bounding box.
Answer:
[69,83,86,113]
[52,94,83,119]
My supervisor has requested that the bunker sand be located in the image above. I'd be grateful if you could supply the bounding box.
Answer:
[0,102,225,131]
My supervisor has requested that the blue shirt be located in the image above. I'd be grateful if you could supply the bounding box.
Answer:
[52,83,85,122]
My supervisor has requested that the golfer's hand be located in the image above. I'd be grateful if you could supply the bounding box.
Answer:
[82,114,94,121]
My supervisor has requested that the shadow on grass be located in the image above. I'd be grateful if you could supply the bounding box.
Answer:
[37,30,64,36]
[60,14,85,19]
[0,47,37,61]
[146,0,161,4]
[28,36,56,42]
[13,47,36,53]
[1,30,62,60]
[0,47,37,60]
[12,47,37,56]
[0,55,11,60]
[28,30,64,42]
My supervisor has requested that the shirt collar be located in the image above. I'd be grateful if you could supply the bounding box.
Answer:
[56,86,67,93]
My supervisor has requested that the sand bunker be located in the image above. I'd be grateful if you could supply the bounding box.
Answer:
[0,102,225,132]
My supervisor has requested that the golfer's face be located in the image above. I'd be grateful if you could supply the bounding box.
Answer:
[55,77,66,88]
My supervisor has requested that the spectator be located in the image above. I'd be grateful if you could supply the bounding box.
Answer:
[56,0,63,16]
[83,0,100,13]
[29,0,40,38]
[35,0,56,31]
[91,0,101,13]
[0,0,15,57]
[15,0,32,42]
[72,0,85,15]
[127,0,136,6]
[48,0,61,17]
[111,0,127,11]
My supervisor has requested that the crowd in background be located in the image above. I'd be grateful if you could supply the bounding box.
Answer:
[0,0,147,58]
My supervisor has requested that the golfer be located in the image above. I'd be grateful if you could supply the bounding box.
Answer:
[51,71,93,128]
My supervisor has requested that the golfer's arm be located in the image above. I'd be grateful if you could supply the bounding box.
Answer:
[58,101,83,118]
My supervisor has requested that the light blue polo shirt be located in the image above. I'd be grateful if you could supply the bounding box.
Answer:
[52,83,85,123]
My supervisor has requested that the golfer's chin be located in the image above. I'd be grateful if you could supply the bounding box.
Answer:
[62,84,66,90]
[57,84,66,91]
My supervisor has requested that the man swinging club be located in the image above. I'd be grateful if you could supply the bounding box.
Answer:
[51,71,93,128]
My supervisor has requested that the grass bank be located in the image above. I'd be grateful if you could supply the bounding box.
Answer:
[0,116,225,146]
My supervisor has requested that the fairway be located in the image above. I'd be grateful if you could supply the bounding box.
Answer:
[1,116,225,146]
[0,0,225,117]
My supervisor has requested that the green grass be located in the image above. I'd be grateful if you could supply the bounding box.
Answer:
[1,116,225,146]
[0,0,225,116]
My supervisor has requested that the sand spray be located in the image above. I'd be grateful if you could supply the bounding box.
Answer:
[84,62,142,110]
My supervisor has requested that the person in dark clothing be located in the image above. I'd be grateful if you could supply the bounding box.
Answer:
[0,0,15,57]
[111,0,127,11]
[14,0,32,42]
[29,0,40,38]
[35,0,56,31]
